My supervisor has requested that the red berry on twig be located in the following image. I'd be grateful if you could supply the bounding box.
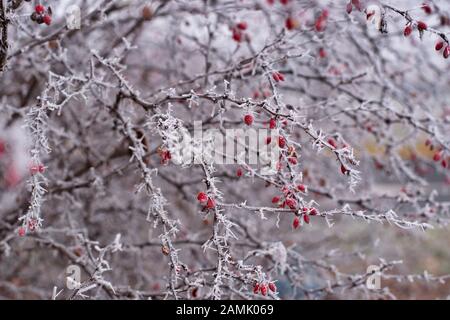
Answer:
[303,214,310,224]
[341,164,349,175]
[35,4,45,14]
[346,2,353,14]
[43,15,52,25]
[417,21,427,31]
[268,282,277,292]
[422,3,432,15]
[232,29,242,42]
[260,284,267,296]
[433,152,442,162]
[269,118,277,129]
[404,25,413,37]
[285,17,297,30]
[236,22,248,30]
[293,216,300,229]
[244,114,254,126]
[18,227,26,237]
[278,136,286,148]
[444,46,450,59]
[197,192,208,203]
[285,198,297,209]
[206,198,216,209]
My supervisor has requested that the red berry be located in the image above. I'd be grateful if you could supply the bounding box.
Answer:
[206,198,216,209]
[244,114,253,126]
[268,282,277,292]
[35,4,45,14]
[310,207,318,216]
[253,283,260,294]
[197,192,208,203]
[433,152,442,162]
[285,198,297,209]
[30,164,45,175]
[422,3,432,15]
[404,25,413,37]
[236,168,243,177]
[272,196,280,204]
[273,72,281,82]
[266,136,272,145]
[444,46,450,59]
[280,0,289,5]
[315,10,328,32]
[278,136,286,148]
[442,159,448,168]
[346,2,353,14]
[288,157,297,165]
[318,48,327,59]
[328,138,337,148]
[43,15,52,25]
[272,72,284,82]
[297,184,307,193]
[285,17,297,30]
[18,227,26,237]
[341,164,349,175]
[417,21,427,31]
[232,29,242,42]
[237,22,248,30]
[436,41,444,51]
[269,118,277,129]
[303,214,310,224]
[260,285,267,296]
[293,216,300,229]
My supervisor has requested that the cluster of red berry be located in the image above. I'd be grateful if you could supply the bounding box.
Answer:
[272,185,318,229]
[29,163,45,175]
[272,71,285,83]
[30,4,52,26]
[231,22,248,43]
[426,139,448,168]
[253,282,277,296]
[435,40,450,59]
[197,192,216,210]
[399,4,450,60]
[17,218,39,237]
[404,20,428,36]
[157,148,171,165]
[315,9,328,32]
